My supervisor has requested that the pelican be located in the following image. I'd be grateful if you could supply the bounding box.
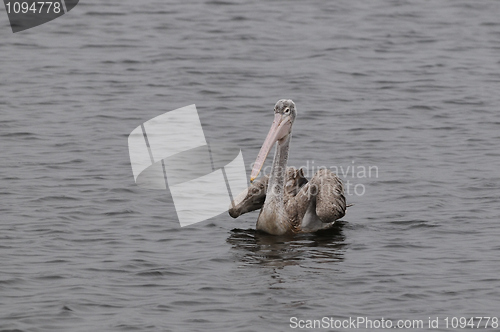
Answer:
[228,167,308,218]
[229,99,346,235]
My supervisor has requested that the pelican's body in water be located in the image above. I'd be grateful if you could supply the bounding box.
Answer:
[229,99,346,235]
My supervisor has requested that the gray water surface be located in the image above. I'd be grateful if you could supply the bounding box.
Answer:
[1,1,500,331]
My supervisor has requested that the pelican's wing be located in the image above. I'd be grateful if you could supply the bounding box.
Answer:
[290,169,345,229]
[305,169,346,223]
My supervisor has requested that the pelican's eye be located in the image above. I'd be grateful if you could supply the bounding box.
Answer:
[284,108,290,114]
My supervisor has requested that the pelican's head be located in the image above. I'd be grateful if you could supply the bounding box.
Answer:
[274,99,297,127]
[228,175,269,218]
[250,99,297,182]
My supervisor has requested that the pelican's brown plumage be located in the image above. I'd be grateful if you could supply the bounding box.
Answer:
[230,99,347,235]
[228,167,308,219]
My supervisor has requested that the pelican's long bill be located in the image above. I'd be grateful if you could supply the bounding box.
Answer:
[250,113,292,182]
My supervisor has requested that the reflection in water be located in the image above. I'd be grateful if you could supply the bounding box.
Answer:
[227,222,347,269]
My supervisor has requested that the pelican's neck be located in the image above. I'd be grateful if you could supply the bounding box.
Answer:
[265,134,291,210]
